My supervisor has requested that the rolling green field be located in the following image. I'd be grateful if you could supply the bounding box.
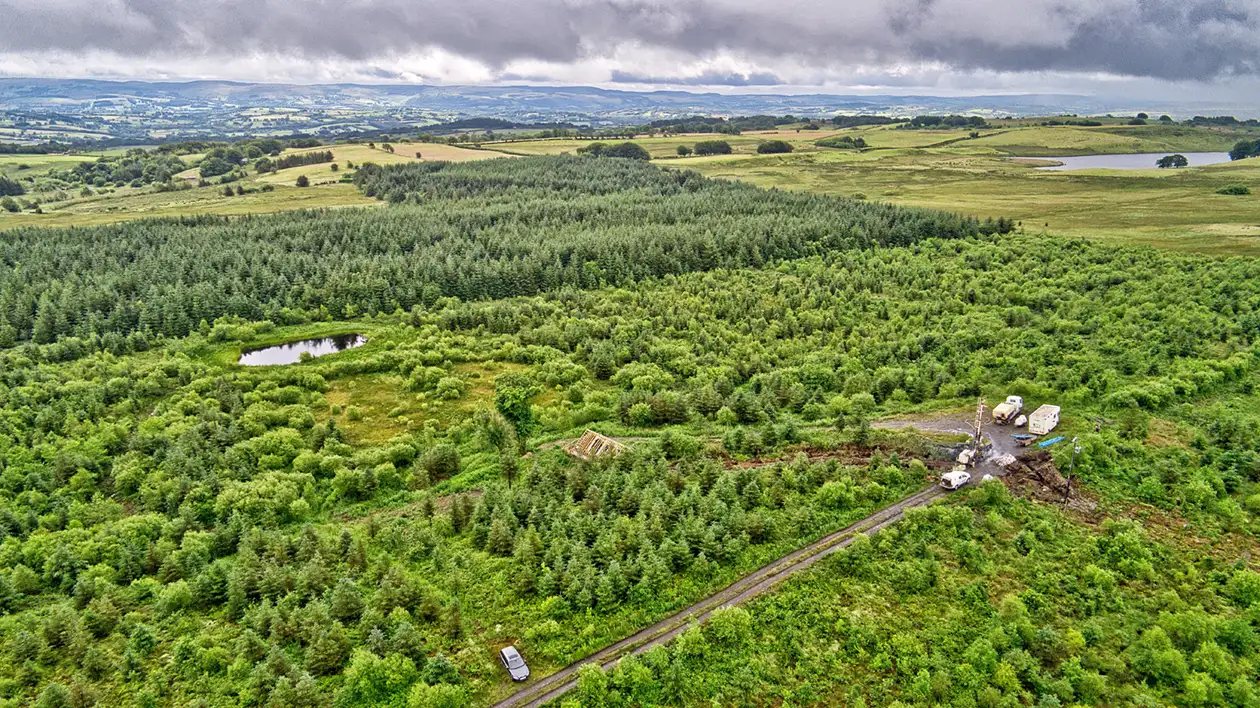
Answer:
[0,154,97,178]
[964,123,1256,156]
[0,182,379,229]
[482,129,847,159]
[479,122,1255,158]
[5,122,1257,255]
[0,142,505,229]
[459,121,1260,256]
[666,125,1260,256]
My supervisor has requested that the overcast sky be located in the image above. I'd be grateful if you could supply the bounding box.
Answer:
[2,0,1258,100]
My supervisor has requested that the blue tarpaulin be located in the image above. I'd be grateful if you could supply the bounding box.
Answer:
[1037,436,1066,448]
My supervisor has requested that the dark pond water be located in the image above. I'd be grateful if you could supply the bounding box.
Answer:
[1032,152,1232,171]
[238,334,367,366]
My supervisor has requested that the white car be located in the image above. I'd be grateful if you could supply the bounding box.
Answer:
[499,646,530,682]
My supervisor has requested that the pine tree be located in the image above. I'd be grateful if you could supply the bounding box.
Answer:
[596,560,626,610]
[635,552,670,599]
[486,517,515,556]
[305,624,350,676]
[390,620,426,663]
[31,294,56,344]
[442,600,463,639]
[328,579,364,623]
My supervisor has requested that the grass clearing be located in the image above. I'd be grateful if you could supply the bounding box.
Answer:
[321,361,529,446]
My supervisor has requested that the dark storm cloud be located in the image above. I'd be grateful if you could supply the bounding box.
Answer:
[2,0,1258,81]
[1,0,590,64]
[901,0,1260,80]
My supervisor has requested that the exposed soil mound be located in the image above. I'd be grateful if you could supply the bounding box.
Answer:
[1002,450,1099,514]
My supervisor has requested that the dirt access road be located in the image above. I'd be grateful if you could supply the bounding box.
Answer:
[491,483,950,708]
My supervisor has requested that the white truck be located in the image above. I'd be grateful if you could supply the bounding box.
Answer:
[941,467,972,490]
[992,395,1024,425]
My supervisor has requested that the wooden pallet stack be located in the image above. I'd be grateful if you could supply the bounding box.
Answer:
[564,430,627,460]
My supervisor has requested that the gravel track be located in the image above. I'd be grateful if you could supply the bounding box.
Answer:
[493,484,950,708]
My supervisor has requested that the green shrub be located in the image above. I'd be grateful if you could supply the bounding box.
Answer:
[817,135,867,149]
[1216,184,1251,195]
[694,140,732,156]
[1226,570,1260,607]
[408,683,467,708]
[627,402,655,427]
[435,375,468,400]
[0,176,26,197]
[577,142,650,160]
[817,480,855,509]
[419,444,461,479]
[659,430,701,459]
[156,581,193,617]
[757,140,794,154]
[337,650,418,705]
[35,684,71,708]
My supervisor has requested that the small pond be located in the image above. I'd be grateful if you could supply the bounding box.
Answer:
[1031,152,1232,171]
[239,334,367,366]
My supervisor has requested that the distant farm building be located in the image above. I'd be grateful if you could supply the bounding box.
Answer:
[565,430,627,460]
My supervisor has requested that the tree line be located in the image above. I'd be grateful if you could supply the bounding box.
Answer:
[1230,140,1260,161]
[270,150,335,171]
[816,135,868,149]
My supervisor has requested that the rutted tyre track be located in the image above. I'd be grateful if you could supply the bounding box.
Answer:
[493,484,950,708]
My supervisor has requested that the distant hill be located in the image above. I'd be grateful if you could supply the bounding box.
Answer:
[420,117,584,134]
[0,78,1153,123]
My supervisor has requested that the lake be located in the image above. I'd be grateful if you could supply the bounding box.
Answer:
[1033,152,1233,171]
[238,334,367,366]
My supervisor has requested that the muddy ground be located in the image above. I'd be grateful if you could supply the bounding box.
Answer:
[552,409,1085,500]
[873,410,1028,477]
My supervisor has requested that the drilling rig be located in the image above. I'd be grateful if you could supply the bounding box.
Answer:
[957,398,985,467]
[943,398,986,489]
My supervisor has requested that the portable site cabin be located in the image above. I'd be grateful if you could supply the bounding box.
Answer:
[1029,405,1061,436]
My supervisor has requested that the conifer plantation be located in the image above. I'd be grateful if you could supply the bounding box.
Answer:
[0,157,996,348]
